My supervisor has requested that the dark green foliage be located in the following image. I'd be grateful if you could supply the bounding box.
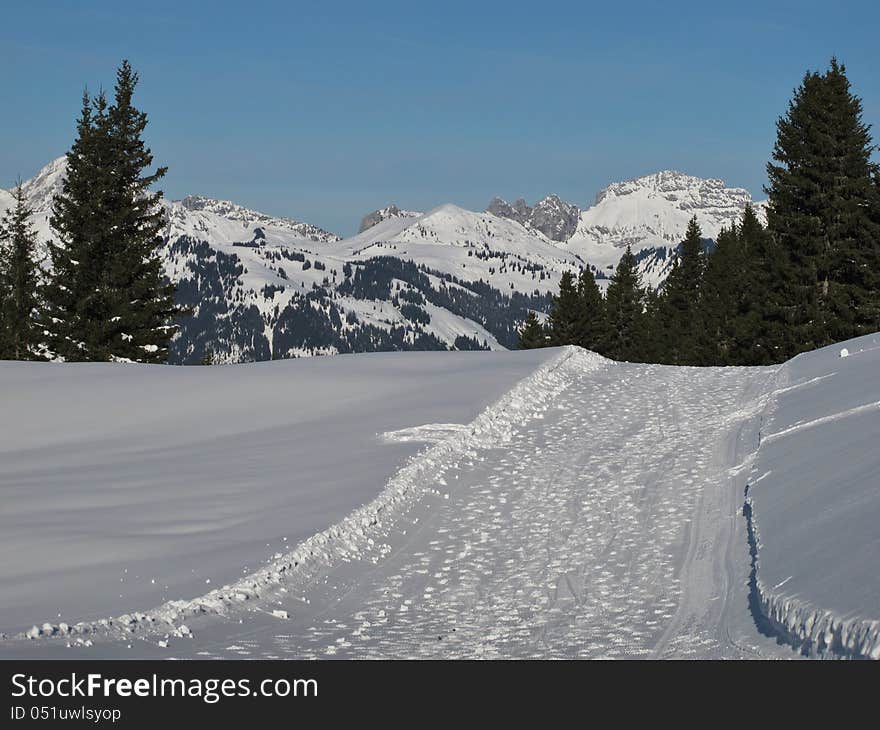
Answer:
[575,266,607,351]
[44,60,177,363]
[0,184,45,360]
[603,247,647,361]
[765,58,880,358]
[517,311,547,349]
[653,216,706,364]
[547,270,580,346]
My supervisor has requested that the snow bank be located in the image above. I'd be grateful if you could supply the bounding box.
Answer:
[0,349,556,639]
[3,347,602,644]
[746,334,880,659]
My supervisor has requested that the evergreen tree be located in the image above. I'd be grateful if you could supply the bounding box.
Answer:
[766,58,880,357]
[44,89,113,360]
[0,183,45,360]
[654,216,706,364]
[733,205,785,364]
[547,270,580,346]
[103,60,176,363]
[699,223,742,364]
[574,266,607,351]
[45,61,177,363]
[603,246,647,361]
[517,311,547,349]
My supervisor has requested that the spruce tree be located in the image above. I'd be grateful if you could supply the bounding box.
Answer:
[44,90,113,360]
[0,183,45,360]
[699,223,741,364]
[574,266,607,351]
[45,61,177,363]
[654,216,706,364]
[517,311,547,349]
[104,60,176,363]
[766,58,880,357]
[547,270,580,346]
[603,246,647,361]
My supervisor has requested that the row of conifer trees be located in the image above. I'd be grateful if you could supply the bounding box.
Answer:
[523,59,880,366]
[0,60,176,363]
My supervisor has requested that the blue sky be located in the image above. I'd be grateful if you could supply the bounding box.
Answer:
[2,0,879,235]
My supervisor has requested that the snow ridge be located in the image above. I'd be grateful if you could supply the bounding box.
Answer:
[745,365,880,660]
[13,346,607,645]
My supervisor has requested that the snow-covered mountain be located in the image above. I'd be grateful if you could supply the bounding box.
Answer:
[3,158,765,363]
[488,171,766,287]
[565,170,768,286]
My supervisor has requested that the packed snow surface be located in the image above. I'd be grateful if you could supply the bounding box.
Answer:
[1,335,878,659]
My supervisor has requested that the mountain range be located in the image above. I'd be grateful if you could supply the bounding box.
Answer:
[1,158,765,364]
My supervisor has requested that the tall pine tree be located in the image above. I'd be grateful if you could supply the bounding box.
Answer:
[547,270,581,346]
[603,246,647,362]
[0,183,45,360]
[517,311,547,349]
[104,60,176,363]
[766,58,880,357]
[574,266,607,351]
[45,61,177,363]
[654,216,706,364]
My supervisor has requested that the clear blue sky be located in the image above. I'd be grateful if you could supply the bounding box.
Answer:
[2,0,879,235]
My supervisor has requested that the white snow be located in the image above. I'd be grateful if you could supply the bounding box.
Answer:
[2,336,878,659]
[0,349,553,637]
[747,333,880,659]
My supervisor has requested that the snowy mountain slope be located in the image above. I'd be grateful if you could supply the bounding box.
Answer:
[0,349,555,638]
[6,159,561,362]
[746,334,880,659]
[0,187,15,215]
[5,158,764,363]
[3,336,878,659]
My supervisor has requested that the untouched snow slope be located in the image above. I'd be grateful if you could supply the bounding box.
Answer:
[747,334,880,659]
[0,350,554,638]
[3,338,878,659]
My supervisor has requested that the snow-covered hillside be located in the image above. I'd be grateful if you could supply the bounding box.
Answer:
[3,158,765,363]
[2,335,877,659]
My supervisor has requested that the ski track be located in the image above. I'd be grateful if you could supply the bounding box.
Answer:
[7,352,796,659]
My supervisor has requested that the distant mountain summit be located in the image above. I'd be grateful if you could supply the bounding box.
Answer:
[358,204,421,233]
[486,194,580,242]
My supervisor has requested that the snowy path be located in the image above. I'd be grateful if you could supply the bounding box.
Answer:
[120,355,787,659]
[268,361,779,659]
[4,350,798,659]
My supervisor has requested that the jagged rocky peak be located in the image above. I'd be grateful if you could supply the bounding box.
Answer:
[486,194,579,242]
[529,194,580,242]
[358,204,421,233]
[594,170,753,211]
